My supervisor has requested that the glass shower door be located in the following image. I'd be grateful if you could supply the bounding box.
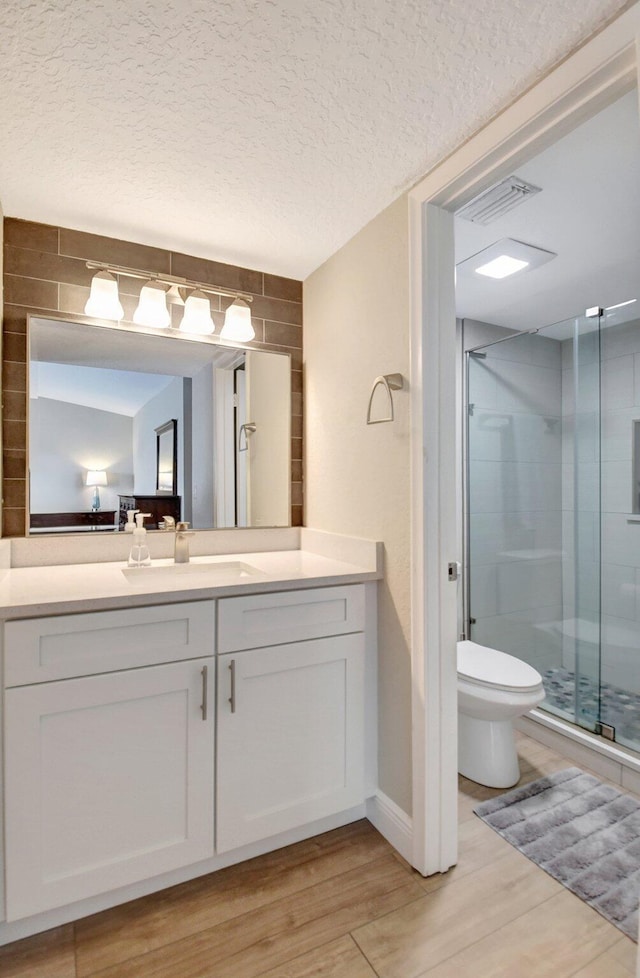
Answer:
[570,313,601,734]
[465,312,602,735]
[598,305,640,751]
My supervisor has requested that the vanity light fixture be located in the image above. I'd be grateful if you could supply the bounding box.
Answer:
[179,290,215,334]
[221,298,255,341]
[133,281,172,329]
[84,271,124,321]
[84,261,255,341]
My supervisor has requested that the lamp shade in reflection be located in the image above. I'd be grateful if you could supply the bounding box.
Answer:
[86,470,107,512]
[84,271,124,321]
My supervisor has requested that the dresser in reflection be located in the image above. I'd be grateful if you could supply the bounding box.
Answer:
[118,495,182,530]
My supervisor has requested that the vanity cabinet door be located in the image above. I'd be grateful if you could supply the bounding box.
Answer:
[216,635,365,853]
[4,658,215,921]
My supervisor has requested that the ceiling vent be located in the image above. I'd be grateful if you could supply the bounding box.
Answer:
[456,176,541,225]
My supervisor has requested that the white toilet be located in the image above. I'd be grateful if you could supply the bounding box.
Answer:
[457,640,545,789]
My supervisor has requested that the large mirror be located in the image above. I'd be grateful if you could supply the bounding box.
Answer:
[28,317,291,534]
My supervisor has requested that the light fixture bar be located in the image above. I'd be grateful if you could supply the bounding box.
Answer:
[85,261,254,304]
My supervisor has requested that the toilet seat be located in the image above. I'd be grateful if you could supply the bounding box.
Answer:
[457,640,542,694]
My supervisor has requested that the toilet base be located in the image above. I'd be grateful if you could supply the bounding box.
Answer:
[458,713,520,789]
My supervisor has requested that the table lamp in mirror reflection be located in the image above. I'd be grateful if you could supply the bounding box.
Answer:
[86,470,107,511]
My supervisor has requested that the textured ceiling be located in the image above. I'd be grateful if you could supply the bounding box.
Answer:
[0,0,631,279]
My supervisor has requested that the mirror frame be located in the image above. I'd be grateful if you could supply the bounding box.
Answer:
[23,312,294,536]
[155,420,178,495]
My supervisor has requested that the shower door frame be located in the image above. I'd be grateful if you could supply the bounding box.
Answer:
[407,6,640,880]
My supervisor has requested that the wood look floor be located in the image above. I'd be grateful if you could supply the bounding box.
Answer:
[1,732,637,978]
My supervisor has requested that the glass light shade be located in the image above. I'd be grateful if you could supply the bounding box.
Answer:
[133,281,171,328]
[220,299,255,341]
[84,271,124,320]
[179,290,215,334]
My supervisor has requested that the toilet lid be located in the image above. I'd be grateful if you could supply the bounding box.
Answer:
[457,640,543,693]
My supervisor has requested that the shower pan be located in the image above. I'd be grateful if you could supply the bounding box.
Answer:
[463,306,640,754]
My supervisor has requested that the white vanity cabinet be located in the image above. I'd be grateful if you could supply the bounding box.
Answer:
[216,585,366,852]
[3,601,216,921]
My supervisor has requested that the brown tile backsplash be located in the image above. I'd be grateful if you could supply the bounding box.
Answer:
[2,508,27,536]
[239,295,302,327]
[171,251,263,296]
[2,359,27,393]
[3,330,27,364]
[59,228,171,274]
[4,246,92,288]
[2,218,304,535]
[4,274,58,311]
[3,451,26,479]
[3,390,27,422]
[265,320,303,348]
[4,217,58,254]
[264,272,303,303]
[3,419,27,452]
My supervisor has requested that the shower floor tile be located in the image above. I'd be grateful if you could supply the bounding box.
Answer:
[542,668,640,748]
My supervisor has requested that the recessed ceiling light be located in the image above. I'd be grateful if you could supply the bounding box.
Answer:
[475,255,529,279]
[456,238,557,282]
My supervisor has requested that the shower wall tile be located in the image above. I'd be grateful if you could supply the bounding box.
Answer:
[469,563,498,618]
[470,510,563,566]
[602,513,640,567]
[601,459,632,514]
[496,558,563,616]
[470,460,562,514]
[601,614,640,693]
[467,360,497,411]
[485,331,561,370]
[469,411,561,463]
[600,317,640,361]
[493,361,562,417]
[602,354,634,409]
[472,603,563,670]
[601,407,636,461]
[602,562,636,621]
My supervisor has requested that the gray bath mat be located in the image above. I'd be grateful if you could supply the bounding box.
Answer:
[474,767,640,940]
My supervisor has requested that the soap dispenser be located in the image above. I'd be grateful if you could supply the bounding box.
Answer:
[124,509,139,533]
[127,512,152,567]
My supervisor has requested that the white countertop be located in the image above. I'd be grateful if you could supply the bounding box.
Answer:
[0,547,381,619]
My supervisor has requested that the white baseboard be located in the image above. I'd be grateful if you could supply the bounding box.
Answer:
[366,791,413,863]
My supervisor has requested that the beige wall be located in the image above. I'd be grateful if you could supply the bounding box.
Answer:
[304,194,412,814]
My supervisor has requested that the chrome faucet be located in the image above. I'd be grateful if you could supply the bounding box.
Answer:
[174,521,195,563]
[159,515,176,531]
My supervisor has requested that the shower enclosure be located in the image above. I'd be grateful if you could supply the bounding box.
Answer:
[463,307,640,754]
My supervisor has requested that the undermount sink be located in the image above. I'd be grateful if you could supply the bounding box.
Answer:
[122,560,261,584]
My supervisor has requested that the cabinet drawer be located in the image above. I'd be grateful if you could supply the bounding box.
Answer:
[4,601,215,686]
[217,585,365,652]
